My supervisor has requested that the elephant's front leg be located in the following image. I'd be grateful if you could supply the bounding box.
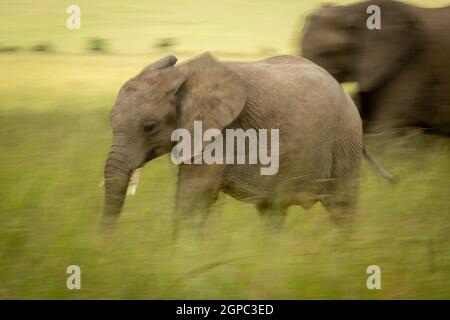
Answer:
[173,163,225,239]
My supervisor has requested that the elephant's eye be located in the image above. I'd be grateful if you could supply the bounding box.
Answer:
[143,122,157,134]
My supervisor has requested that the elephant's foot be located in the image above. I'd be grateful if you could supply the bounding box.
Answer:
[256,201,288,231]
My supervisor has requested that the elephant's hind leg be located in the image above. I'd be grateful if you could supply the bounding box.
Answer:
[321,139,362,231]
[321,196,357,231]
[256,201,288,230]
[321,168,360,232]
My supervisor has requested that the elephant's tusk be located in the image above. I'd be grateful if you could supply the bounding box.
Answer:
[127,168,141,196]
[98,169,141,195]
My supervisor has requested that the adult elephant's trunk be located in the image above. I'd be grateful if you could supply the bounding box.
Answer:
[103,148,132,224]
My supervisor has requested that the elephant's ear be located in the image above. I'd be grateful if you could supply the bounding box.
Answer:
[175,52,247,134]
[139,55,178,76]
[355,1,423,92]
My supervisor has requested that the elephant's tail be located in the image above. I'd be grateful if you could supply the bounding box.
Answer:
[363,147,397,184]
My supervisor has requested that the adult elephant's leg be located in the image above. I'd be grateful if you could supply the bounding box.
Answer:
[256,201,288,230]
[365,70,423,135]
[172,163,224,239]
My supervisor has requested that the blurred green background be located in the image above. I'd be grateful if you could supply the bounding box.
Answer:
[0,0,449,299]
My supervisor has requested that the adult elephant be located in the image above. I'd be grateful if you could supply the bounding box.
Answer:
[103,53,390,232]
[301,0,450,135]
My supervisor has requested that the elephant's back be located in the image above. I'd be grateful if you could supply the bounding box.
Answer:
[230,58,361,135]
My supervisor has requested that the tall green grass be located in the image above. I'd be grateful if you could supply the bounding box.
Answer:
[0,53,449,299]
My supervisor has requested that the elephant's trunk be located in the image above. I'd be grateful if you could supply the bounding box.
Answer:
[103,149,132,222]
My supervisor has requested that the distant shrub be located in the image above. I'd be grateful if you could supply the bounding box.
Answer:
[31,43,53,52]
[155,38,177,50]
[0,45,20,53]
[87,38,108,52]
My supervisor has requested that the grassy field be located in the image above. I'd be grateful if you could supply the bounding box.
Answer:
[0,0,449,299]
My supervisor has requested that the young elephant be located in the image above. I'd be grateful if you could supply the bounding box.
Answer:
[103,53,372,231]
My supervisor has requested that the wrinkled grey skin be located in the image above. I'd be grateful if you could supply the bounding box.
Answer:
[301,0,450,135]
[104,53,363,231]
